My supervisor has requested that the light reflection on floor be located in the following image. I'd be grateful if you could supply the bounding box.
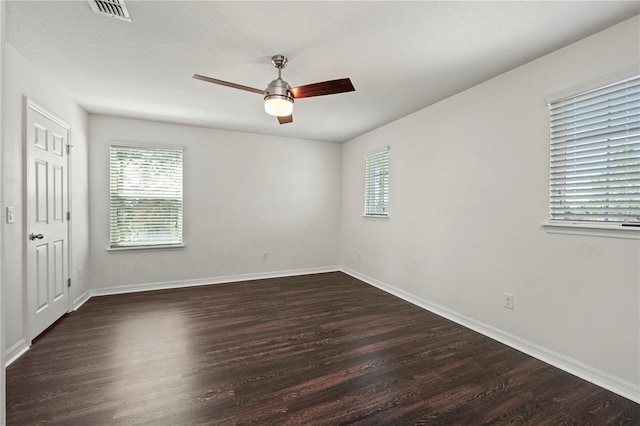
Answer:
[106,310,195,420]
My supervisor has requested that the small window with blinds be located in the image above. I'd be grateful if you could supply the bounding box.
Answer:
[364,148,389,217]
[548,73,639,224]
[109,145,183,248]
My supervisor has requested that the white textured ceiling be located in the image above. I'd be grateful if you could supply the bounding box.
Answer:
[6,1,639,142]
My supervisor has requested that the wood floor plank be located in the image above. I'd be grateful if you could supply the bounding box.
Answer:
[6,272,640,425]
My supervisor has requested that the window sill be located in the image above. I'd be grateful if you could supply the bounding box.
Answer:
[541,221,640,240]
[363,215,389,221]
[107,244,186,253]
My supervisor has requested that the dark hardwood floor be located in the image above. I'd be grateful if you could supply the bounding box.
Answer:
[7,272,640,425]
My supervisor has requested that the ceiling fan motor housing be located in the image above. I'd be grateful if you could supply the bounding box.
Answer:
[265,78,293,101]
[264,78,294,116]
[265,54,293,104]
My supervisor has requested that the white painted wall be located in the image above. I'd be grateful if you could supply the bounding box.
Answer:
[340,16,640,399]
[88,115,341,290]
[0,1,6,422]
[2,11,637,411]
[2,44,90,357]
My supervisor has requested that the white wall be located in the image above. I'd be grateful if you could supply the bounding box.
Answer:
[2,11,637,411]
[88,115,341,291]
[2,44,90,358]
[0,1,6,422]
[340,16,640,400]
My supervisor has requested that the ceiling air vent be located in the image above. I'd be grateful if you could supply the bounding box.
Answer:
[87,0,131,22]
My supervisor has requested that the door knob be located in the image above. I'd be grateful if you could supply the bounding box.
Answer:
[29,233,44,240]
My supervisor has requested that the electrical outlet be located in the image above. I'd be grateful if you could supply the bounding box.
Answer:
[357,253,362,262]
[503,293,514,310]
[262,252,268,260]
[77,268,82,280]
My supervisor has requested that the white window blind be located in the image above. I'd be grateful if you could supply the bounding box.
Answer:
[364,149,389,216]
[548,74,640,223]
[110,145,183,248]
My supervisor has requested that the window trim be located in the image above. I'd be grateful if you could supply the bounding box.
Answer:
[108,142,184,250]
[541,220,640,240]
[363,146,390,218]
[545,65,639,105]
[545,66,640,229]
[107,244,185,253]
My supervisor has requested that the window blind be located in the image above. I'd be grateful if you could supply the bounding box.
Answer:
[110,145,183,247]
[548,74,640,223]
[364,149,389,216]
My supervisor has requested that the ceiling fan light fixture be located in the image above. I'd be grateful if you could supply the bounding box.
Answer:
[264,95,294,117]
[264,77,294,117]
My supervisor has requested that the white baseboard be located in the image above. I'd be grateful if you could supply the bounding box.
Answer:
[8,265,638,404]
[340,267,640,404]
[7,291,91,366]
[73,290,91,311]
[5,338,30,367]
[6,266,339,365]
[90,265,340,297]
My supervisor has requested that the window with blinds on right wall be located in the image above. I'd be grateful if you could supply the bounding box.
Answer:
[547,72,640,225]
[364,148,389,217]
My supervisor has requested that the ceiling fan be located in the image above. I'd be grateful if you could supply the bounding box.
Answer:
[193,55,355,124]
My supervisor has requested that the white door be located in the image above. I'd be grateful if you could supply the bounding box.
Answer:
[26,101,70,340]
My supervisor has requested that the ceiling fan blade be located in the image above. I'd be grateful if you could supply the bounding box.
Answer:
[193,74,264,95]
[289,78,355,99]
[277,114,293,124]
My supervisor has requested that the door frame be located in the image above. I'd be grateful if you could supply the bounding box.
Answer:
[24,97,72,342]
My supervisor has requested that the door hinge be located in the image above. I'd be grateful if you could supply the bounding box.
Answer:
[67,278,71,288]
[66,144,73,154]
[67,211,71,221]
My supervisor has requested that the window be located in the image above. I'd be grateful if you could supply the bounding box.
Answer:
[364,148,389,216]
[109,145,183,248]
[548,73,639,223]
